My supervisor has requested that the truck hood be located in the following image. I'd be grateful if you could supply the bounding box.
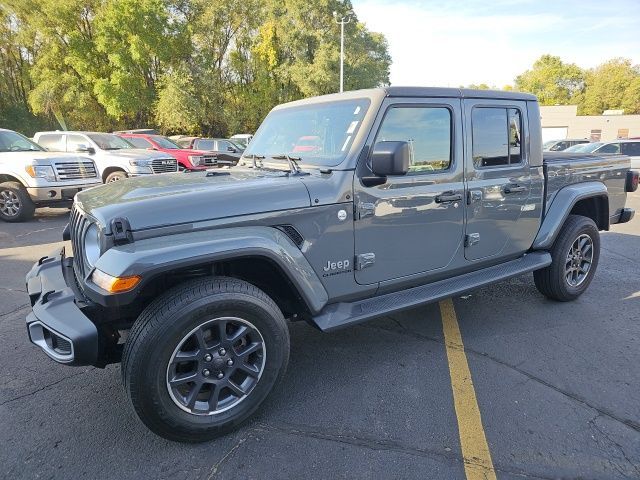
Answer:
[76,168,312,232]
[101,149,176,160]
[0,151,94,164]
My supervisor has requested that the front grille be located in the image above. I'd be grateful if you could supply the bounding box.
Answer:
[69,205,91,281]
[151,158,178,174]
[203,155,218,166]
[54,161,98,180]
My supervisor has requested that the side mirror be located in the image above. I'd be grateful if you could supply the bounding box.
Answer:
[75,145,95,155]
[371,141,410,176]
[227,146,236,152]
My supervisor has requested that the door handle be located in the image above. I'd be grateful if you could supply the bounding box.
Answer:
[435,192,463,203]
[504,184,526,194]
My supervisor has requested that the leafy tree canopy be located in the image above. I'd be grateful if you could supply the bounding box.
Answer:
[0,0,391,136]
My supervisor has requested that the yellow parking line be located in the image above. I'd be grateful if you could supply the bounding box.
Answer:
[440,299,497,480]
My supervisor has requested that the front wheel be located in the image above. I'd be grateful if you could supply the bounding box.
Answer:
[534,214,600,301]
[122,277,290,442]
[0,181,35,222]
[105,170,127,183]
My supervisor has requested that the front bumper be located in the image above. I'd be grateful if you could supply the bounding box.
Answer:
[27,182,101,202]
[25,248,98,366]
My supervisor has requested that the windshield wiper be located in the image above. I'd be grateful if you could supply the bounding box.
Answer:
[242,154,266,169]
[271,154,305,175]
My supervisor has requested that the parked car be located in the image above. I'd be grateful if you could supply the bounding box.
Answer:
[115,133,219,171]
[33,131,178,183]
[24,87,637,442]
[230,133,253,147]
[566,140,640,169]
[113,129,160,135]
[543,139,589,152]
[0,128,101,222]
[171,136,241,166]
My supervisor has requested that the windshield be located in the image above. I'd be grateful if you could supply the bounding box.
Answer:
[564,143,592,152]
[152,135,181,149]
[0,130,44,152]
[244,99,371,166]
[88,133,134,150]
[229,140,245,151]
[576,142,603,153]
[543,140,558,149]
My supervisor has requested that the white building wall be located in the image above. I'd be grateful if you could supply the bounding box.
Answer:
[540,105,640,142]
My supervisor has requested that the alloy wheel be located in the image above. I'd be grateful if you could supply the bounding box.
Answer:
[166,317,266,415]
[565,233,594,287]
[0,189,21,217]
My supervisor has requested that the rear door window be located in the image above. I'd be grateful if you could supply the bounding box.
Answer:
[471,107,523,167]
[37,134,64,151]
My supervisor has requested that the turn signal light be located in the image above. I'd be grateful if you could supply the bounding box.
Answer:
[92,269,141,293]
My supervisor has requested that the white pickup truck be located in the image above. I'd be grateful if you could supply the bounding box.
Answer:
[33,131,178,183]
[0,128,101,222]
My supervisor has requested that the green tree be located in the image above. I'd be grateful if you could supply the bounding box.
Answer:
[93,0,189,124]
[515,54,584,105]
[0,0,391,135]
[579,58,640,115]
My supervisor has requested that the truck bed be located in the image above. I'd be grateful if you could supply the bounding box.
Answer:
[543,152,630,220]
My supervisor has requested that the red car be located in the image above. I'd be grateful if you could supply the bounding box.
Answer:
[116,133,220,171]
[292,135,322,153]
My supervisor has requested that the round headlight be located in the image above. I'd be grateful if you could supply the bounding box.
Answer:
[84,223,101,267]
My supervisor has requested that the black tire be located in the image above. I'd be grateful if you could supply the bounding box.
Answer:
[105,170,127,183]
[0,181,35,222]
[122,276,290,442]
[534,214,600,301]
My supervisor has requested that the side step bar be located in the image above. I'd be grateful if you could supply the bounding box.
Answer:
[313,251,551,332]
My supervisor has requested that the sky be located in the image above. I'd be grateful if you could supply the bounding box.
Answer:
[352,0,640,88]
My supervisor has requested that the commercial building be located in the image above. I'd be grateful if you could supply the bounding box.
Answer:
[540,105,640,143]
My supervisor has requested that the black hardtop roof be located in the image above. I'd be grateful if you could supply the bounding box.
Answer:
[384,86,537,102]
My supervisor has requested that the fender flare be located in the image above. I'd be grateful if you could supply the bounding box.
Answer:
[533,181,608,250]
[86,226,329,314]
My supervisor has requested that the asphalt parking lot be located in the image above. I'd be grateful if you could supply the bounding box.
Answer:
[1,193,639,480]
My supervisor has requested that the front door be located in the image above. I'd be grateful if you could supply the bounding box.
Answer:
[353,98,465,285]
[463,99,533,261]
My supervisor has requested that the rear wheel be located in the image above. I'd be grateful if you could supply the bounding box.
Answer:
[122,277,290,442]
[0,181,35,222]
[534,214,600,301]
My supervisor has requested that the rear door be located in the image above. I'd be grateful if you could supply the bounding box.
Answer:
[353,97,465,285]
[463,100,535,261]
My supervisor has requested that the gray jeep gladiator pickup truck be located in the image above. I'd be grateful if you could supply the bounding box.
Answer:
[25,87,638,442]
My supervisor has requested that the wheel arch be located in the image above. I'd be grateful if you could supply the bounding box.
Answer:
[0,173,27,186]
[533,181,608,250]
[86,226,329,317]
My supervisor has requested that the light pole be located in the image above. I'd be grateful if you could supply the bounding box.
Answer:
[333,11,353,93]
